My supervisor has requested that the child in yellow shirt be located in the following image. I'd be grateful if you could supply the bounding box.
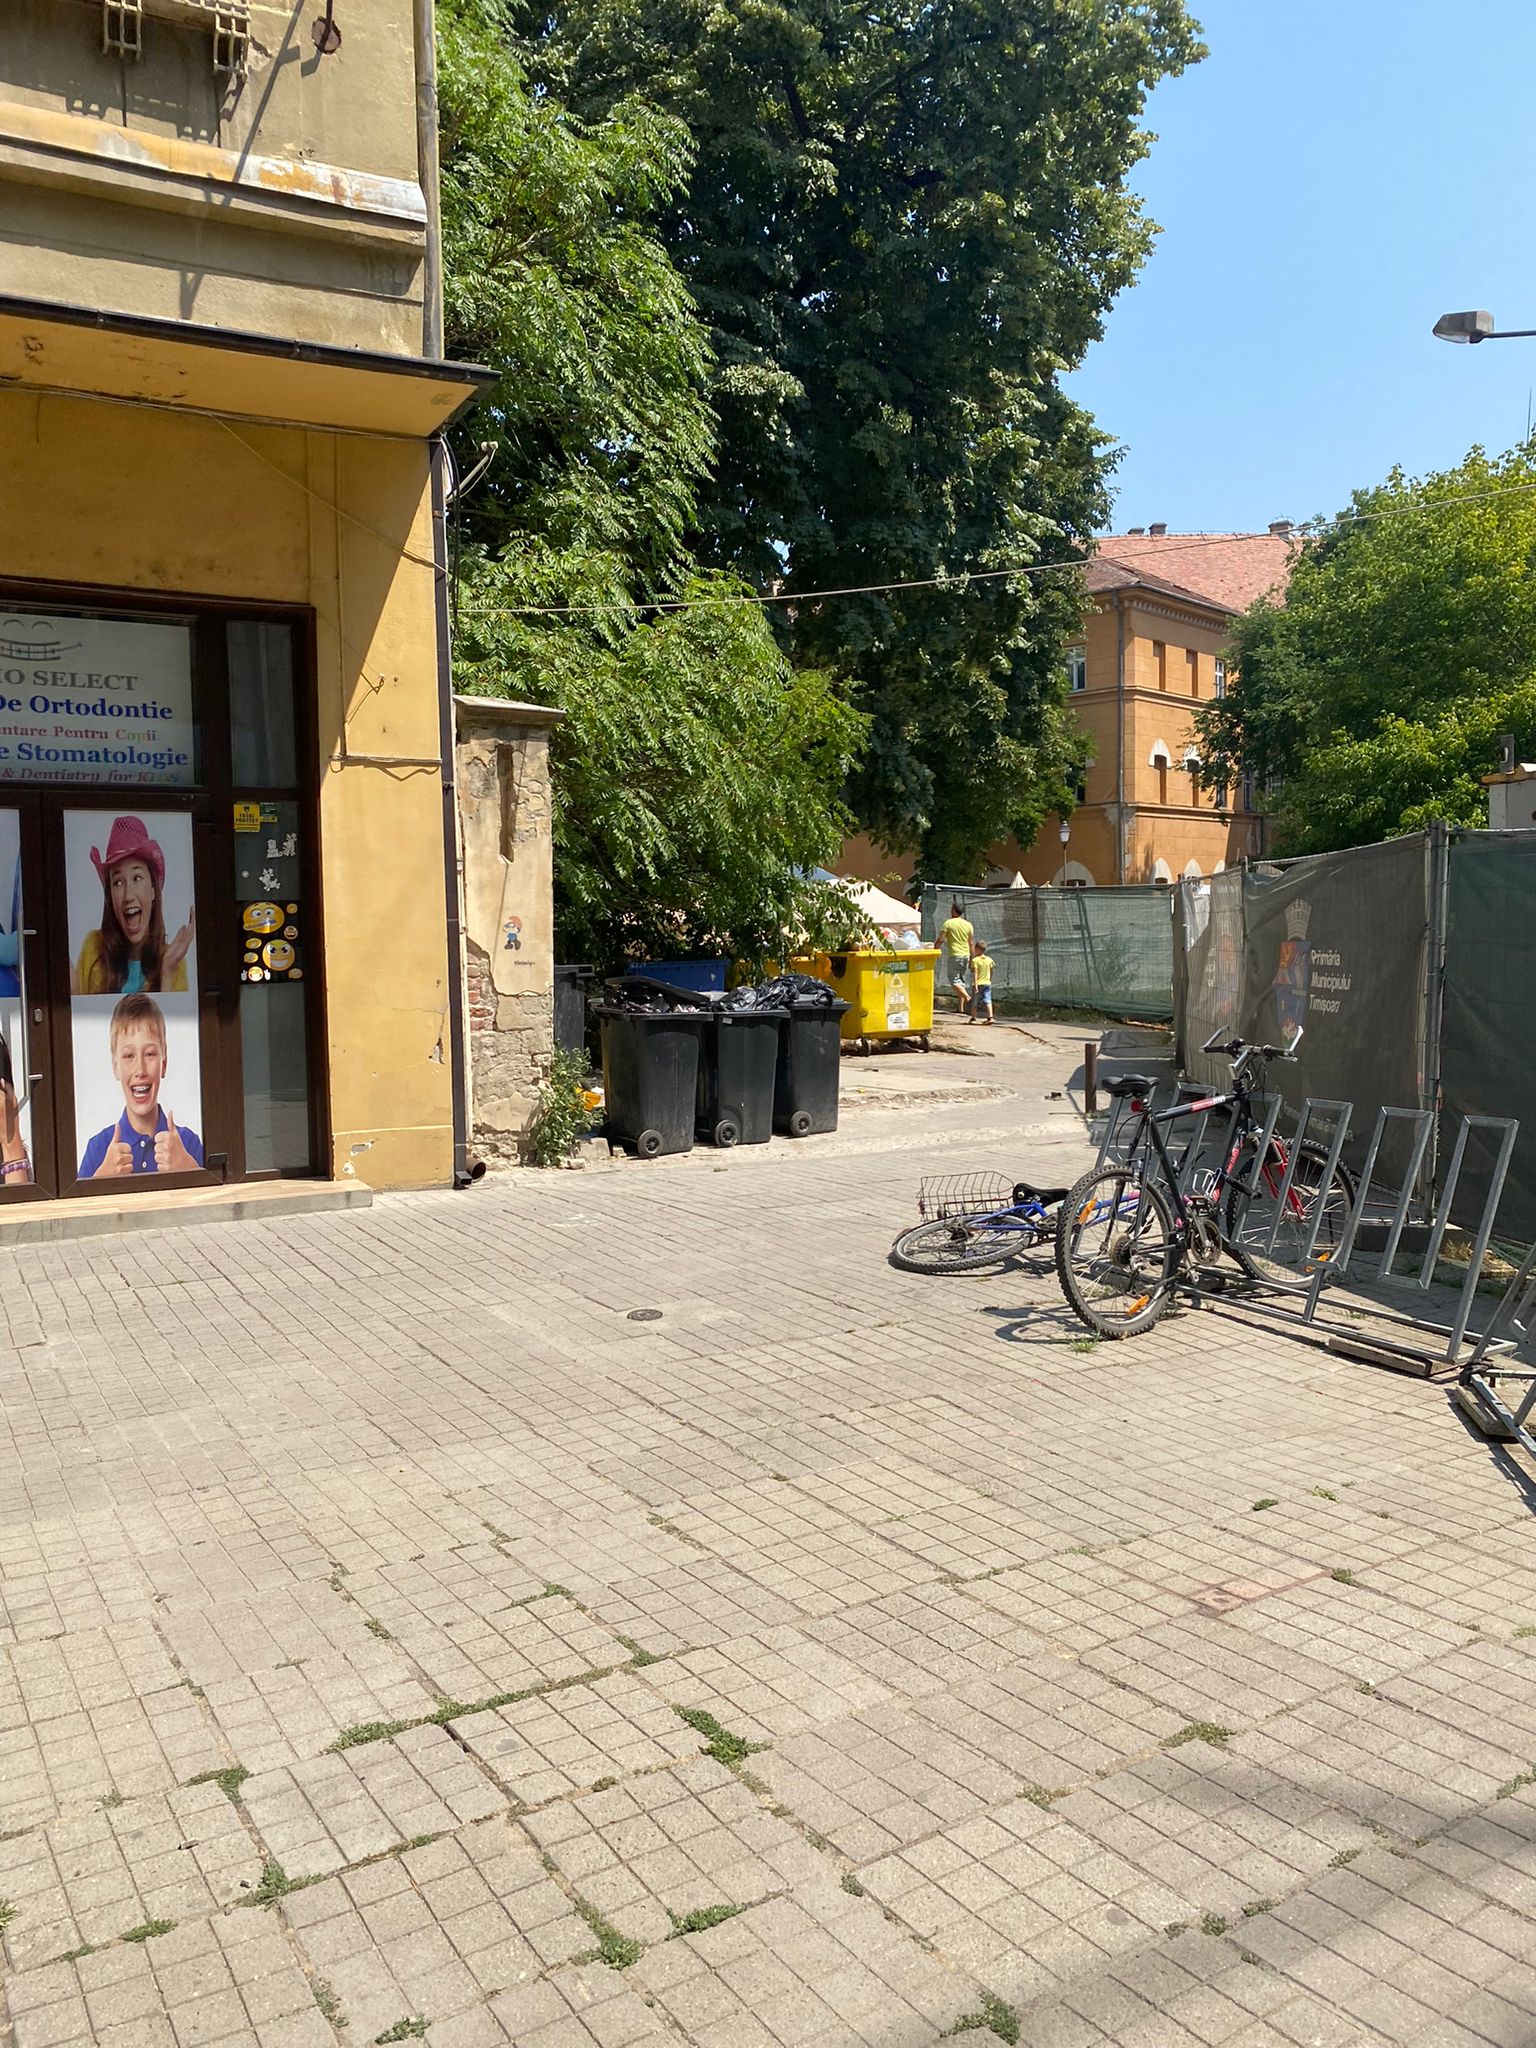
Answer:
[969,942,994,1024]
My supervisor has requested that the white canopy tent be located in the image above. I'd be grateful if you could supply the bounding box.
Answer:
[840,878,921,932]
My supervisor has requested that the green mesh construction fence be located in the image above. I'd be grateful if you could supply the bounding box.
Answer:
[920,884,1174,1020]
[1172,830,1536,1240]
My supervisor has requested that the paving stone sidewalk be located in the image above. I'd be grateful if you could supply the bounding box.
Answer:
[2,1105,1536,2048]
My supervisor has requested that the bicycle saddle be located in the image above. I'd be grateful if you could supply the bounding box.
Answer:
[1014,1181,1069,1206]
[1105,1072,1159,1097]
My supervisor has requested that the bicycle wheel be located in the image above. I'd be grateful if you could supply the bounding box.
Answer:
[1054,1167,1179,1338]
[889,1213,1028,1274]
[1222,1138,1357,1286]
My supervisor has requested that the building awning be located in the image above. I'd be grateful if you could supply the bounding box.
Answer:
[0,294,497,439]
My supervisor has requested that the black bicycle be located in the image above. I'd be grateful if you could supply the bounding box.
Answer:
[1055,1030,1357,1338]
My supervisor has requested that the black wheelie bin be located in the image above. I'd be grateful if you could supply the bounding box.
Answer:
[594,997,706,1157]
[724,972,848,1136]
[553,964,595,1055]
[694,1005,785,1146]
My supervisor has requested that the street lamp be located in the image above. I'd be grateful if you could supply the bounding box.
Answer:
[1057,820,1071,888]
[1433,309,1536,344]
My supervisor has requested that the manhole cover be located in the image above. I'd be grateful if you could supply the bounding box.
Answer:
[627,1308,663,1322]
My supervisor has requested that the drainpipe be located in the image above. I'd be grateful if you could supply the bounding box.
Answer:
[1114,592,1128,884]
[432,441,476,1188]
[413,0,443,359]
[416,0,475,1185]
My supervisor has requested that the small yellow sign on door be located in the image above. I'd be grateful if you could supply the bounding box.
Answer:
[234,802,262,833]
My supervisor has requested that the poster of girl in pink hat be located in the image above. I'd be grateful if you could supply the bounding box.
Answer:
[64,811,204,1181]
[70,813,196,996]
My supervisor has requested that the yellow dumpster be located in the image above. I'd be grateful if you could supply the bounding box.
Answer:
[790,947,941,1052]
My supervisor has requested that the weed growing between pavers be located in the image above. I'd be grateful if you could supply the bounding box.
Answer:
[590,1777,618,1793]
[0,1898,14,1931]
[121,1919,175,1943]
[188,1765,250,1803]
[615,1634,663,1667]
[363,1617,393,1640]
[1329,1846,1362,1868]
[1250,1498,1279,1512]
[942,1992,1020,2044]
[1496,1766,1536,1800]
[1200,1912,1228,1936]
[330,1717,416,1751]
[327,1660,638,1753]
[59,1944,95,1963]
[573,1896,644,1970]
[99,1788,125,1809]
[668,1903,744,1937]
[1162,1722,1231,1750]
[1331,1568,1360,1585]
[672,1705,767,1768]
[840,1874,866,1896]
[244,1860,310,1907]
[1242,1899,1275,1917]
[1311,1486,1339,1501]
[375,2022,427,2043]
[312,1980,344,2025]
[1018,1784,1065,1808]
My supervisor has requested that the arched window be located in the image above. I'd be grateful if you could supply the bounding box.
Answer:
[1152,858,1173,887]
[1183,745,1202,807]
[1149,740,1171,807]
[1183,858,1202,880]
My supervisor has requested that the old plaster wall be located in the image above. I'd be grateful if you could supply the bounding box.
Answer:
[454,697,561,1165]
[0,0,428,354]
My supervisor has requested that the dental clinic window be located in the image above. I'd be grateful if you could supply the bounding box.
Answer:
[0,612,198,785]
[228,622,310,1174]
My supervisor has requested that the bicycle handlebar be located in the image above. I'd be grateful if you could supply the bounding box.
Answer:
[1200,1027,1304,1062]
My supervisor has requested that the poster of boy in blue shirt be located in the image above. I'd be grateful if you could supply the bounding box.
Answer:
[79,994,205,1179]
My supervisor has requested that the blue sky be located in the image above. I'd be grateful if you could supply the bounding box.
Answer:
[1066,0,1536,535]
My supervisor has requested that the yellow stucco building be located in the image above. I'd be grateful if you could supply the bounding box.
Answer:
[0,0,492,1210]
[840,526,1294,895]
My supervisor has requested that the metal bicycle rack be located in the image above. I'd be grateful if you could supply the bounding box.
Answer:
[1206,1107,1519,1378]
[1458,1243,1536,1457]
[1091,1085,1522,1379]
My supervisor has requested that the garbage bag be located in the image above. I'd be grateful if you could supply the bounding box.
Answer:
[720,972,835,1011]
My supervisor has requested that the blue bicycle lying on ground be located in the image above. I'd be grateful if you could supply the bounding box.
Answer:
[888,1172,1071,1273]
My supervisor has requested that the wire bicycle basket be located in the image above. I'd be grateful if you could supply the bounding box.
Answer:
[917,1172,1018,1221]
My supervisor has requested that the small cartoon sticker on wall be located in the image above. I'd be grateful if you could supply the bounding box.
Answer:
[503,916,523,952]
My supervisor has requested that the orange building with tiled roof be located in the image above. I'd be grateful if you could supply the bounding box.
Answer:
[841,522,1296,892]
[1032,522,1297,887]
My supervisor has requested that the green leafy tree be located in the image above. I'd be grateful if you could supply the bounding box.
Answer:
[523,0,1203,878]
[1196,440,1536,852]
[453,564,867,963]
[440,0,866,963]
[1265,684,1536,853]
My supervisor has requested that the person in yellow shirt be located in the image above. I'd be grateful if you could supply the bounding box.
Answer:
[937,900,974,1013]
[969,941,994,1024]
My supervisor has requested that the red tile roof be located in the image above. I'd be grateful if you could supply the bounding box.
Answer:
[1084,530,1295,615]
